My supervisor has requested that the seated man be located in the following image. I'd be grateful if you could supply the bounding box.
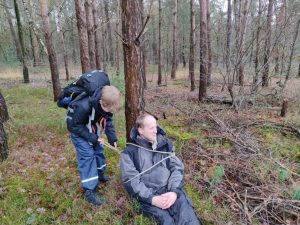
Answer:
[120,113,201,225]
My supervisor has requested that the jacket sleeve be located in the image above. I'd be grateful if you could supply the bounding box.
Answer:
[105,116,118,145]
[67,102,98,144]
[120,150,154,204]
[166,144,184,195]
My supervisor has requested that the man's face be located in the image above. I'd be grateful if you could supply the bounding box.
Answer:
[138,116,157,143]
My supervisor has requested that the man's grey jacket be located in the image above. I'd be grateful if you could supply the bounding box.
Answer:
[120,126,184,204]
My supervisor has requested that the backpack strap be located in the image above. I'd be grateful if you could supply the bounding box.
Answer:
[86,107,95,133]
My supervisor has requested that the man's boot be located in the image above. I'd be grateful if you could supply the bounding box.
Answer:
[84,189,104,206]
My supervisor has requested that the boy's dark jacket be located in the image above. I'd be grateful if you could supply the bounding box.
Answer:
[66,73,117,145]
[120,126,184,204]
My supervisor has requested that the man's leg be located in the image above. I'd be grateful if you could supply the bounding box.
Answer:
[168,190,201,225]
[71,134,103,206]
[141,201,175,225]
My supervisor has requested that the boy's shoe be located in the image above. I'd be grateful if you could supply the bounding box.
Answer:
[84,189,104,206]
[99,175,115,183]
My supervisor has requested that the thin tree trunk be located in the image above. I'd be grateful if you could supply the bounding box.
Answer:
[0,92,9,162]
[199,0,208,101]
[171,0,178,79]
[70,20,77,64]
[157,0,162,85]
[226,0,232,81]
[262,0,273,87]
[92,0,101,70]
[122,0,144,141]
[75,0,90,73]
[141,0,147,89]
[39,0,61,101]
[85,0,96,69]
[115,0,121,75]
[57,10,69,80]
[253,0,262,92]
[14,0,29,83]
[104,1,114,66]
[206,0,212,86]
[189,0,195,91]
[4,0,22,61]
[22,0,40,67]
[283,17,300,87]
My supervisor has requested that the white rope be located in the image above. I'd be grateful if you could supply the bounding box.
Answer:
[102,141,176,184]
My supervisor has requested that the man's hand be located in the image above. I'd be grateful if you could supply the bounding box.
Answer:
[160,192,177,209]
[151,192,177,209]
[113,142,117,148]
[151,196,167,209]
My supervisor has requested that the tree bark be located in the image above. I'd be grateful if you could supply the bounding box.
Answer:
[199,0,208,101]
[14,0,29,83]
[115,0,121,75]
[225,0,232,81]
[0,92,9,162]
[253,0,262,92]
[39,0,61,101]
[262,0,273,87]
[189,0,195,91]
[57,10,69,80]
[171,0,178,79]
[22,0,40,67]
[75,0,90,73]
[283,17,300,87]
[206,0,212,86]
[104,0,114,65]
[85,0,96,69]
[4,0,22,62]
[92,0,102,69]
[121,0,144,141]
[157,0,162,85]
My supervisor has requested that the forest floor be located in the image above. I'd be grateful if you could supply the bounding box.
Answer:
[0,65,299,225]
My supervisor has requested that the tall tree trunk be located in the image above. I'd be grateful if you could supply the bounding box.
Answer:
[141,0,147,89]
[253,0,262,92]
[57,10,69,80]
[206,0,212,86]
[171,0,178,79]
[14,0,29,83]
[115,0,121,75]
[104,1,114,66]
[283,17,300,87]
[4,0,22,61]
[157,0,162,85]
[199,0,208,101]
[22,0,40,67]
[122,0,144,141]
[181,36,186,68]
[237,0,251,86]
[92,0,102,69]
[0,92,9,162]
[39,0,61,101]
[85,0,96,69]
[262,0,273,87]
[75,0,90,73]
[226,0,232,82]
[189,0,195,91]
[70,20,77,64]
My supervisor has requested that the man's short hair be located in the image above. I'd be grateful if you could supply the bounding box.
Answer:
[100,86,122,113]
[135,113,155,128]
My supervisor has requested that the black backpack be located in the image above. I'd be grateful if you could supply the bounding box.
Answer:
[57,70,110,109]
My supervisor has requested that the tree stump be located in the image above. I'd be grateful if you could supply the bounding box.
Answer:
[280,99,288,117]
[0,92,9,162]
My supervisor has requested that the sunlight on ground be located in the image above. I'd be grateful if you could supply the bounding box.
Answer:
[0,67,22,79]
